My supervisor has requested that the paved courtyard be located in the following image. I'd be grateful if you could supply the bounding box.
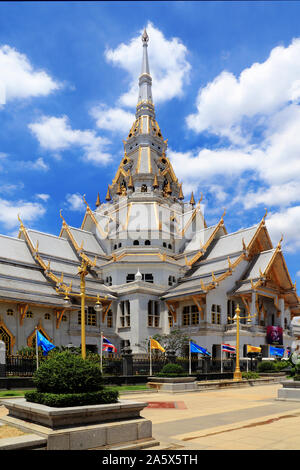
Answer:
[122,383,300,450]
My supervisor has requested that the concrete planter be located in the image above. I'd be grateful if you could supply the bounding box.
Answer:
[277,379,300,401]
[147,376,197,392]
[0,397,147,429]
[0,397,158,450]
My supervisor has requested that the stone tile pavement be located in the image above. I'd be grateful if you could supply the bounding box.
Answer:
[1,383,300,450]
[121,383,300,450]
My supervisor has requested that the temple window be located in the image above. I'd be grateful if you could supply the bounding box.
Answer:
[120,300,130,327]
[0,326,12,355]
[163,242,167,248]
[141,184,147,192]
[168,244,172,250]
[145,240,151,245]
[44,313,50,320]
[143,273,154,283]
[6,309,14,316]
[26,311,33,318]
[133,240,140,246]
[211,304,221,324]
[113,244,117,250]
[118,243,122,248]
[87,307,97,326]
[168,313,174,328]
[107,310,113,328]
[168,276,176,286]
[126,274,135,283]
[62,315,67,322]
[148,300,160,327]
[105,276,112,286]
[182,305,200,326]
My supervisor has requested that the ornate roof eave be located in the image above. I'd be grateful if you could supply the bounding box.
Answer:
[59,210,98,269]
[81,195,109,239]
[186,208,226,267]
[17,214,72,294]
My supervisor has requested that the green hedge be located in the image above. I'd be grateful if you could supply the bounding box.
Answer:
[24,389,119,408]
[257,361,276,372]
[32,351,103,394]
[157,363,188,377]
[242,371,260,380]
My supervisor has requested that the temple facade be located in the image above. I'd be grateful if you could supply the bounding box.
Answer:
[0,30,299,357]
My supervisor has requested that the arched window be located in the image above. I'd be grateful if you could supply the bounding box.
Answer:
[141,184,147,192]
[163,242,167,248]
[145,240,151,246]
[168,244,172,250]
[118,242,122,248]
[133,240,139,246]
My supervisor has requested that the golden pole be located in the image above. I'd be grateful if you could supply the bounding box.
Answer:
[79,260,88,360]
[233,304,242,381]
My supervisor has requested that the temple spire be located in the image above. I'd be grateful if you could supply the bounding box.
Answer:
[137,28,154,116]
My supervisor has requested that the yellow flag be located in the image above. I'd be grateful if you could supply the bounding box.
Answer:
[247,345,261,353]
[150,338,165,352]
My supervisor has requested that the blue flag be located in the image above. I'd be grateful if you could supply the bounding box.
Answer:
[190,341,211,356]
[269,345,284,357]
[36,331,55,356]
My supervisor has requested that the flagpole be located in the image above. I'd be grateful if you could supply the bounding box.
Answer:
[221,345,223,374]
[149,337,152,376]
[189,340,191,375]
[100,331,103,374]
[36,329,39,370]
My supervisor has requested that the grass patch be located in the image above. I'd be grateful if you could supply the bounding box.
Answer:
[0,390,34,398]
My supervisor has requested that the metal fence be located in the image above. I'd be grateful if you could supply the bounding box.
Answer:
[3,354,258,377]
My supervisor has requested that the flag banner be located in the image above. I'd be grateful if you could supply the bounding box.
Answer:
[150,338,165,352]
[222,343,236,354]
[190,341,211,356]
[247,345,261,354]
[266,326,283,345]
[36,331,55,356]
[269,345,284,357]
[102,336,117,352]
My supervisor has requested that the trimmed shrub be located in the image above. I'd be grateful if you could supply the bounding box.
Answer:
[257,361,276,372]
[32,351,103,394]
[157,363,187,377]
[24,389,118,407]
[242,371,260,380]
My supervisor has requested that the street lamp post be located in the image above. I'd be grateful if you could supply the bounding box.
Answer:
[232,303,256,381]
[58,259,105,360]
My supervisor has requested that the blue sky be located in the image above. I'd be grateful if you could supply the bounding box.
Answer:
[1,1,300,281]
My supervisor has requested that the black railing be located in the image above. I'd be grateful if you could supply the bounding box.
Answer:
[2,354,259,378]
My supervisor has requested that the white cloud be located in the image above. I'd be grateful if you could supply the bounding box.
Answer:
[90,104,134,135]
[105,22,191,108]
[0,197,45,230]
[186,38,300,142]
[65,193,85,212]
[36,193,50,202]
[28,115,112,165]
[266,206,300,252]
[0,45,60,106]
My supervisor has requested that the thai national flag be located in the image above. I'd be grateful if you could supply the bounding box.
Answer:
[102,336,117,353]
[222,344,236,354]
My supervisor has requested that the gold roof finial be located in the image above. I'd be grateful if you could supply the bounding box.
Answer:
[95,192,101,208]
[116,182,122,195]
[105,186,111,201]
[128,173,134,189]
[178,183,184,200]
[190,191,195,206]
[166,180,172,195]
[153,174,159,189]
[278,234,283,250]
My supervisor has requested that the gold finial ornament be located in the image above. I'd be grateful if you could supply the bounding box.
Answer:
[190,192,195,206]
[128,174,134,189]
[95,193,101,207]
[178,183,184,200]
[153,174,159,189]
[142,28,149,43]
[105,186,111,201]
[166,180,172,195]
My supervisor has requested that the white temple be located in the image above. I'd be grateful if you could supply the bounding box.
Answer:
[0,29,299,356]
